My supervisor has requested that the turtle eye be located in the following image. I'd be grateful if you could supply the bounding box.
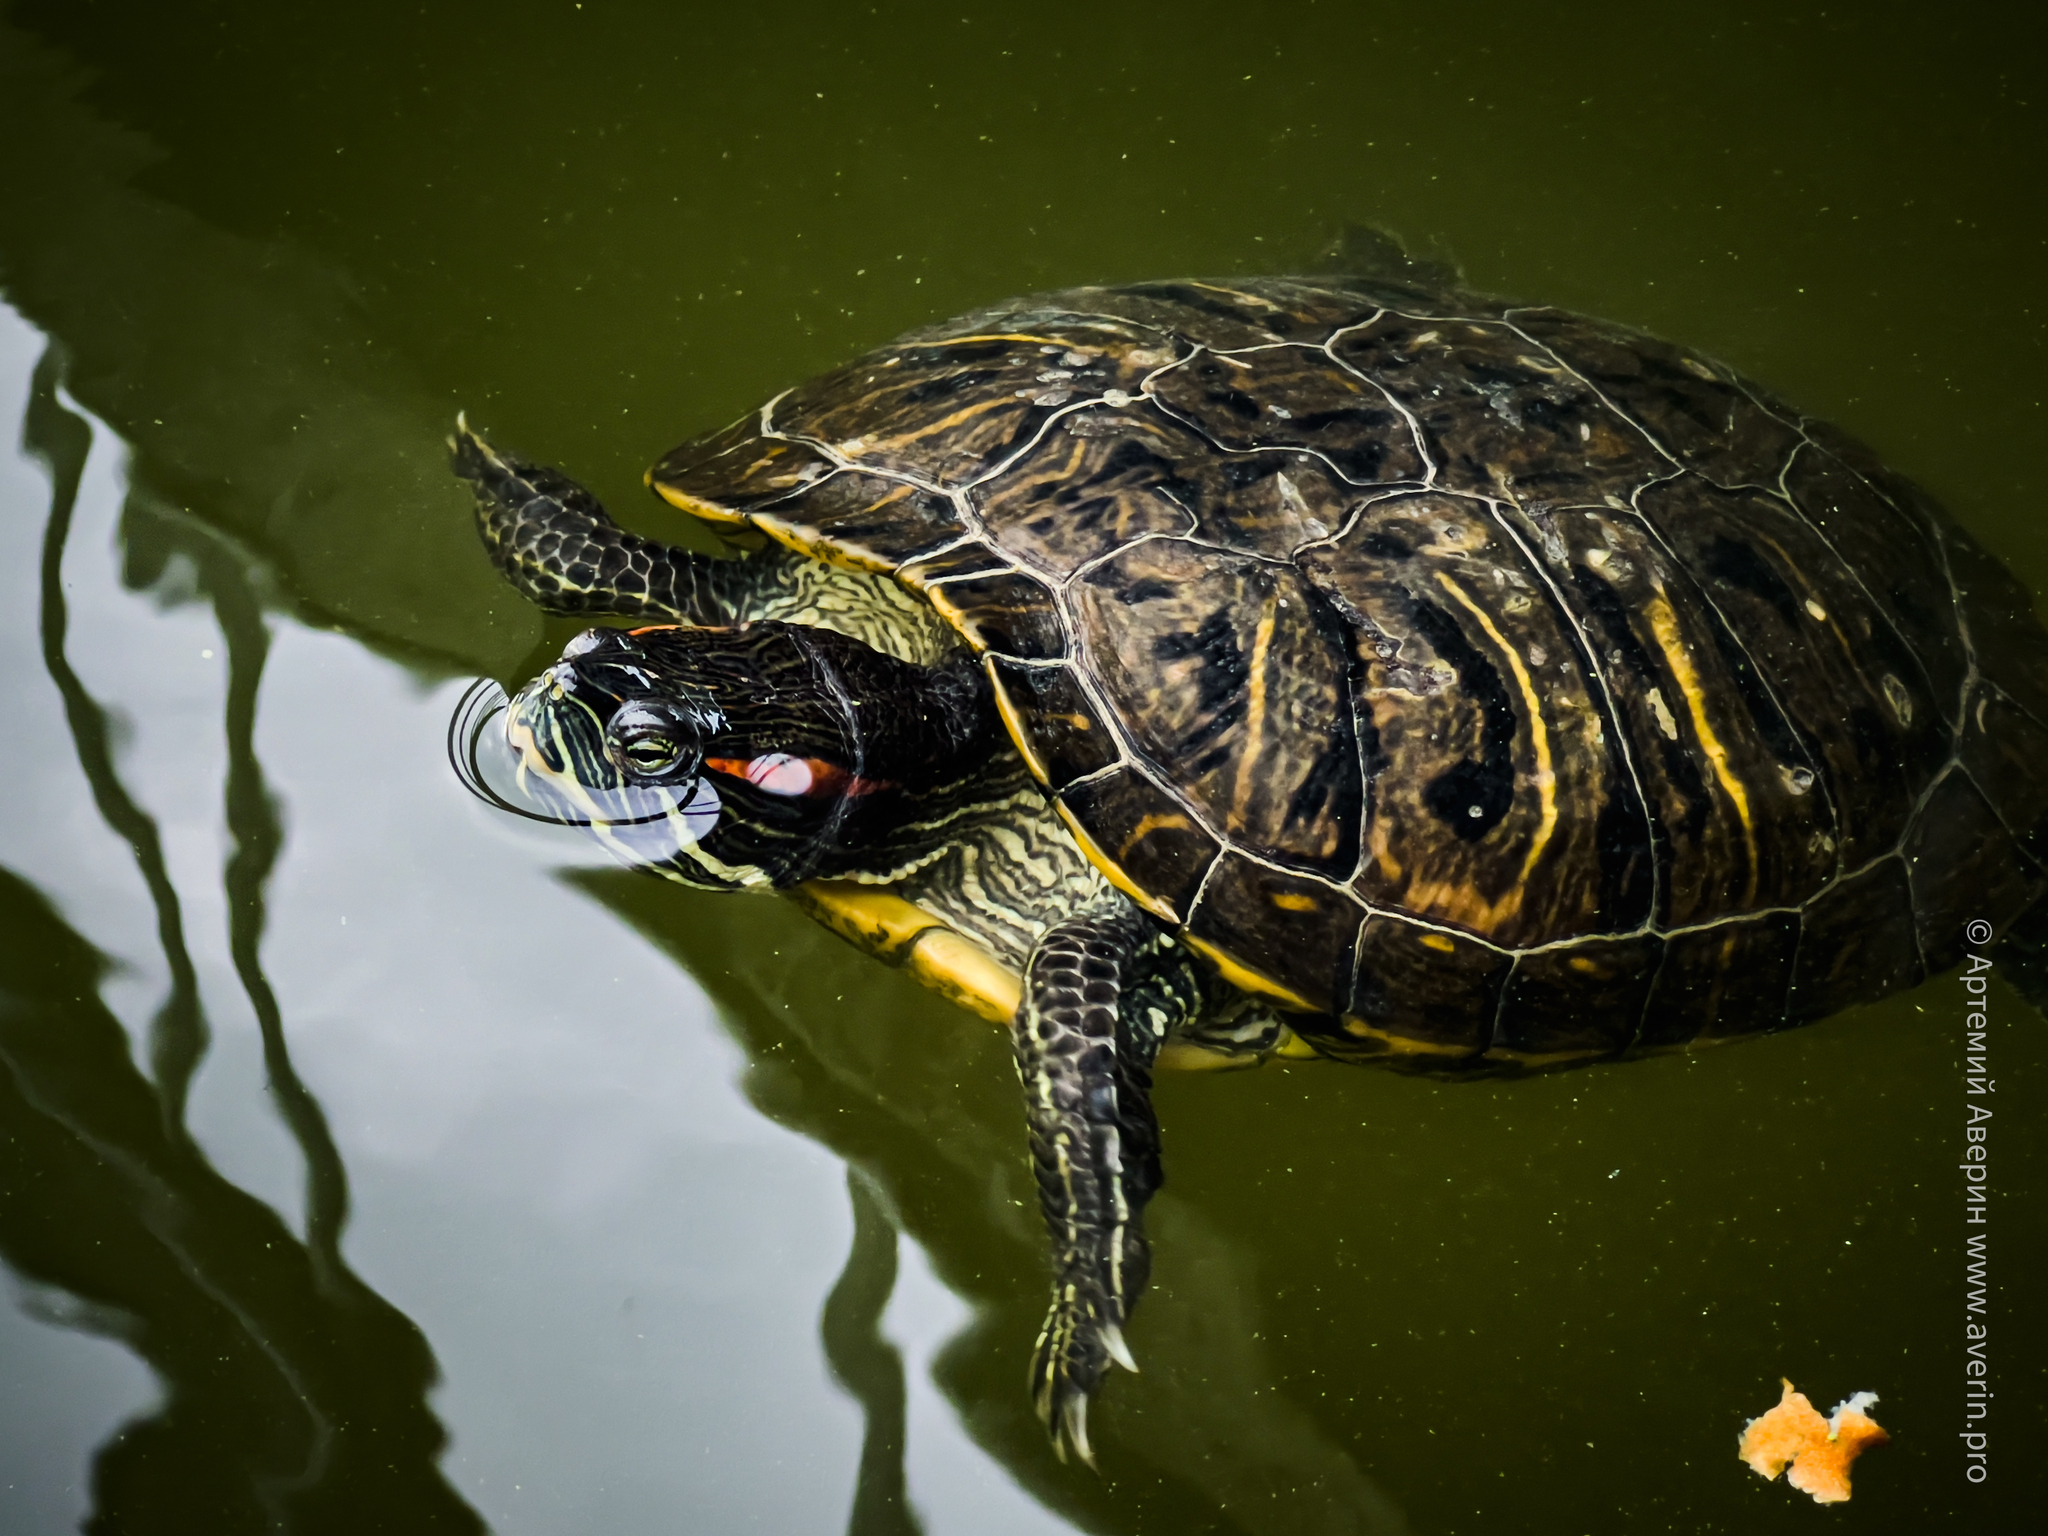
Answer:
[623,735,681,773]
[605,701,703,782]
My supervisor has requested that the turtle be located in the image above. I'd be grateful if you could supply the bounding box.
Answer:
[451,258,2048,1463]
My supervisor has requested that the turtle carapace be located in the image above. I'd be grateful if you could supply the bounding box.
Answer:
[453,268,2048,1463]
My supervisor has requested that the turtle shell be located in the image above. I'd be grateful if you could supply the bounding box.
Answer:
[649,277,2048,1069]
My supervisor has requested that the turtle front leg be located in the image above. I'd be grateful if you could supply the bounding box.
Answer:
[451,418,754,624]
[1013,898,1204,1465]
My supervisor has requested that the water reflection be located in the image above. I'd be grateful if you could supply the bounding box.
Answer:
[0,863,480,1528]
[24,347,208,1141]
[823,1168,921,1536]
[0,285,1077,1529]
[7,348,479,1526]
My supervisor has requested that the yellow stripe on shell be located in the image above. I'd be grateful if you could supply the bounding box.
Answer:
[1050,801,1179,923]
[985,660,1051,785]
[1435,571,1557,889]
[1338,1013,1489,1063]
[917,583,983,649]
[1181,933,1316,1012]
[1645,592,1759,905]
[1480,1044,1614,1071]
[1230,589,1280,832]
[748,510,899,574]
[1178,282,1280,309]
[1117,812,1193,859]
[1386,573,1568,935]
[860,395,1015,458]
[922,333,1074,347]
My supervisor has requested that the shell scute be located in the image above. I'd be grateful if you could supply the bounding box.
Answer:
[1073,279,1373,349]
[896,540,1009,586]
[1637,913,1799,1048]
[772,318,1177,488]
[1330,314,1657,505]
[1166,439,1366,559]
[1336,914,1509,1060]
[923,566,1067,660]
[1054,767,1221,925]
[1634,477,1950,874]
[1507,499,1837,925]
[1902,770,2044,975]
[1506,309,1808,489]
[1073,537,1361,880]
[1940,520,2048,729]
[1147,343,1428,486]
[1956,687,2048,865]
[1779,439,1969,711]
[749,470,963,570]
[985,658,1122,791]
[1182,852,1365,1012]
[1492,931,1664,1059]
[1785,857,1922,1024]
[650,416,839,519]
[1297,493,1646,946]
[970,407,1201,578]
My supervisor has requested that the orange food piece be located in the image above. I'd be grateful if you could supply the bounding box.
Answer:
[1738,1379,1889,1504]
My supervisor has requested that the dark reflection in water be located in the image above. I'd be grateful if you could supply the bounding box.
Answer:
[0,861,478,1530]
[26,347,208,1141]
[823,1168,922,1536]
[5,356,482,1529]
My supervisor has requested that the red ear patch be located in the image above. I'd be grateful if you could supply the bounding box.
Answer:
[741,753,816,795]
[705,754,893,798]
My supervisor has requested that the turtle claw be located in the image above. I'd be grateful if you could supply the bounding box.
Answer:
[1101,1322,1139,1375]
[1055,1393,1095,1468]
[1031,1292,1129,1468]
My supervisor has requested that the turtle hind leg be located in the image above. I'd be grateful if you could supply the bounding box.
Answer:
[450,417,751,624]
[1013,898,1202,1465]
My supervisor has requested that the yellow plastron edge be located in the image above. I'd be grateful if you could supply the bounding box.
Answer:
[788,880,1312,1072]
[788,880,1020,1024]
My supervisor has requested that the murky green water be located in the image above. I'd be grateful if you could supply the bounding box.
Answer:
[1,2,2043,1531]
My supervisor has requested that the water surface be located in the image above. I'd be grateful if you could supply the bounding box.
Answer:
[1,3,2043,1532]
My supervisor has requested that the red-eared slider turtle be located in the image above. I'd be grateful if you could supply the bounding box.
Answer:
[452,259,2048,1462]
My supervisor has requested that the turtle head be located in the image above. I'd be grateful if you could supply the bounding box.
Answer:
[502,623,906,891]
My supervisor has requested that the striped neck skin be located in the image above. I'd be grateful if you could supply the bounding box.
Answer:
[501,621,1011,891]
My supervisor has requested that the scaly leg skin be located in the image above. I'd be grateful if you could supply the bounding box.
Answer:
[1013,898,1206,1466]
[450,418,753,625]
